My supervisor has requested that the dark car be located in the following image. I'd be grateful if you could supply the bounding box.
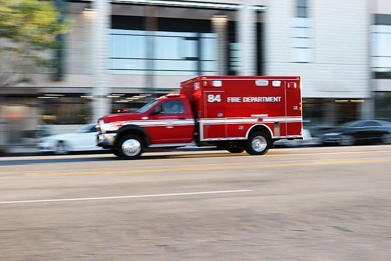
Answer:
[320,120,391,146]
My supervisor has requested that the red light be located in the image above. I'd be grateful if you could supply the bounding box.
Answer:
[203,81,213,87]
[288,82,297,89]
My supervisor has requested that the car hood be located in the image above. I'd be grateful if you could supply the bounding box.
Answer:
[39,132,87,142]
[322,128,347,135]
[99,112,143,123]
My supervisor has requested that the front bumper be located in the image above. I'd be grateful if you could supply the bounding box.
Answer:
[321,135,341,144]
[36,141,56,152]
[97,133,117,148]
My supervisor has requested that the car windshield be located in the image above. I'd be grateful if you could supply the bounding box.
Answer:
[74,124,95,133]
[340,121,363,128]
[136,99,159,113]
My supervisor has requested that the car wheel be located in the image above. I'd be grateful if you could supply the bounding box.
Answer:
[245,132,271,155]
[227,146,245,153]
[117,134,143,160]
[339,135,355,146]
[381,133,391,144]
[54,141,70,155]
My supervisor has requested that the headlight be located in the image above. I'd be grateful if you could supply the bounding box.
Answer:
[99,121,122,133]
[325,132,342,136]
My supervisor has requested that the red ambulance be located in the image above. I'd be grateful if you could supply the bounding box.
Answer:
[96,76,303,159]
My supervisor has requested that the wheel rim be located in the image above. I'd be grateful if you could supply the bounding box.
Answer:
[251,135,267,152]
[122,139,141,157]
[340,135,354,146]
[381,134,391,144]
[56,142,69,154]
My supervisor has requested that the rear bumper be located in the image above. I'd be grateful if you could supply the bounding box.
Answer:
[97,133,117,149]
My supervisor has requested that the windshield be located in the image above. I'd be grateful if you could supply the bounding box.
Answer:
[340,121,363,128]
[136,99,160,113]
[74,124,95,133]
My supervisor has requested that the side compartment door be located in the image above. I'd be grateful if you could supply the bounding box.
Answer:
[285,80,303,136]
[202,90,226,140]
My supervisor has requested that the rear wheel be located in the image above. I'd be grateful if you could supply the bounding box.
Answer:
[54,141,70,155]
[381,133,391,144]
[116,134,143,160]
[245,132,271,155]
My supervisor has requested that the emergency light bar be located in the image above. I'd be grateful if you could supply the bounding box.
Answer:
[203,80,222,87]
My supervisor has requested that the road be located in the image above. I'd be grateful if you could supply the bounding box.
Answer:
[1,146,391,261]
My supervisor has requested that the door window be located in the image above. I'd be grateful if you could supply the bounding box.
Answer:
[160,100,184,114]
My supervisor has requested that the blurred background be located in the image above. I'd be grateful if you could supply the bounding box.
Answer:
[0,0,390,149]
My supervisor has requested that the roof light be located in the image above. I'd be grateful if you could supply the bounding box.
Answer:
[272,81,281,87]
[203,80,222,87]
[255,80,268,86]
[287,82,297,89]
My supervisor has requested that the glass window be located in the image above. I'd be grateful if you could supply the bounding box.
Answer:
[375,92,391,120]
[293,38,312,48]
[375,14,391,26]
[292,27,311,38]
[109,26,217,75]
[293,48,312,63]
[111,34,146,58]
[160,100,184,114]
[154,60,196,71]
[297,0,307,18]
[200,37,216,61]
[41,97,91,124]
[111,59,145,70]
[363,121,381,127]
[373,33,391,57]
[371,25,391,78]
[154,36,181,59]
[292,2,311,63]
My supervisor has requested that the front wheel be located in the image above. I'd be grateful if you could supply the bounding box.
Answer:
[54,141,70,155]
[116,135,143,160]
[339,135,355,146]
[245,132,271,155]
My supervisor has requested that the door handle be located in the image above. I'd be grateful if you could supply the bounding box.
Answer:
[178,117,186,120]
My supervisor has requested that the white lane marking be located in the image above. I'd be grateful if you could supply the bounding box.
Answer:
[0,190,252,205]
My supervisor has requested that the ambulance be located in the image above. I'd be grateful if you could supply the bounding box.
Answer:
[96,76,303,159]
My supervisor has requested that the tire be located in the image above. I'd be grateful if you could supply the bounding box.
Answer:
[339,135,355,146]
[227,146,245,153]
[116,134,143,160]
[245,132,271,155]
[54,140,70,155]
[380,133,391,144]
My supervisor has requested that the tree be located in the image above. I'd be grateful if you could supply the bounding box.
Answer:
[0,0,71,87]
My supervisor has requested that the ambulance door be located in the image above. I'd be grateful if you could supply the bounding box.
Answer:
[285,80,302,136]
[202,90,226,140]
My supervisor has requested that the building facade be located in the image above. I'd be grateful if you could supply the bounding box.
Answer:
[1,0,390,145]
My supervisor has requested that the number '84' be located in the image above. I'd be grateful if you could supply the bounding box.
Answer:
[207,94,221,102]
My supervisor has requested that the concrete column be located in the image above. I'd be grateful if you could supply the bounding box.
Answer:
[322,99,337,125]
[360,99,375,119]
[212,15,228,75]
[237,4,256,75]
[91,0,111,122]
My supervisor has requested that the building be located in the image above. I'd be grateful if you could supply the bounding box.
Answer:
[1,0,390,145]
